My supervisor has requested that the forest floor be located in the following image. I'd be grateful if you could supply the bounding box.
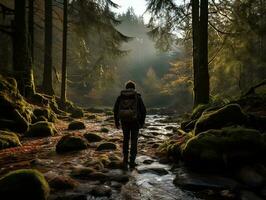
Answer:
[0,111,202,200]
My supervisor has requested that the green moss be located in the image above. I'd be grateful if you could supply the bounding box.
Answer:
[194,104,247,135]
[68,120,86,130]
[84,132,103,142]
[56,135,88,153]
[182,126,265,169]
[0,169,50,200]
[26,121,57,137]
[0,130,21,150]
[191,104,209,120]
[96,142,117,151]
[33,107,57,123]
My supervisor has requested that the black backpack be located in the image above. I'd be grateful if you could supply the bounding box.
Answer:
[118,89,138,122]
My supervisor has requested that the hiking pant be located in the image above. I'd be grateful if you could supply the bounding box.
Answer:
[121,123,139,164]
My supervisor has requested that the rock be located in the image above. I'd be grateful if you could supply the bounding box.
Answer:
[173,172,240,190]
[237,166,264,188]
[68,120,86,130]
[84,132,103,142]
[71,167,95,179]
[194,104,247,134]
[105,111,113,116]
[182,127,265,169]
[33,107,57,123]
[52,194,87,200]
[89,185,112,197]
[0,169,50,200]
[86,107,105,113]
[96,142,117,151]
[100,127,109,133]
[87,114,96,120]
[56,135,87,153]
[45,173,78,190]
[12,109,29,133]
[107,170,130,183]
[137,164,169,176]
[26,121,57,137]
[70,107,84,118]
[87,172,108,181]
[0,130,21,150]
[240,190,264,200]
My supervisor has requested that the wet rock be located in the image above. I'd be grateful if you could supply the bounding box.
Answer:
[87,172,108,181]
[96,142,117,151]
[107,169,130,183]
[237,166,264,188]
[0,130,21,150]
[143,159,154,165]
[68,121,85,130]
[100,127,109,133]
[87,114,96,120]
[45,172,78,190]
[89,185,112,197]
[182,127,265,169]
[84,132,102,142]
[26,121,57,137]
[0,169,50,200]
[173,172,240,190]
[137,164,169,176]
[71,167,95,179]
[194,104,247,134]
[56,135,87,153]
[240,190,264,200]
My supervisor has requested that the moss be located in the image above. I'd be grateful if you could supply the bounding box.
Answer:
[0,169,50,200]
[33,107,57,123]
[26,121,57,137]
[0,130,21,150]
[182,126,265,169]
[105,111,113,116]
[68,120,86,130]
[70,107,84,118]
[12,109,29,133]
[96,142,117,151]
[84,132,103,142]
[191,104,209,120]
[56,135,88,153]
[100,127,109,133]
[194,104,247,135]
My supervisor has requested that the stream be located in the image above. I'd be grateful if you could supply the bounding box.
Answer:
[0,114,203,200]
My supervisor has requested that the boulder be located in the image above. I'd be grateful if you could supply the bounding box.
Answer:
[0,169,50,200]
[237,166,265,188]
[137,164,169,176]
[0,130,21,150]
[70,107,84,118]
[89,185,112,197]
[71,167,95,179]
[100,127,109,133]
[56,135,87,153]
[194,104,247,135]
[182,127,265,169]
[84,132,103,142]
[96,142,117,151]
[68,121,86,130]
[11,109,29,133]
[45,172,78,190]
[33,107,57,123]
[26,121,57,137]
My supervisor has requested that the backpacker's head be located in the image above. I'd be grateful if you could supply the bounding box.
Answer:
[125,80,136,90]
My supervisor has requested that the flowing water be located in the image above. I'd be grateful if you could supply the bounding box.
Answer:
[0,114,203,200]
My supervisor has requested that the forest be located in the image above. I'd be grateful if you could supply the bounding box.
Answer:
[0,0,265,200]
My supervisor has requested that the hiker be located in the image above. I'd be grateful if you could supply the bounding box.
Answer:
[113,80,146,169]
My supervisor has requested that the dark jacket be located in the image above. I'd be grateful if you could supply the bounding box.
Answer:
[113,89,146,128]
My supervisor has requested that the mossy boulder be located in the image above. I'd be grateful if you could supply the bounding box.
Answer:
[26,121,57,137]
[96,142,117,151]
[70,107,84,118]
[194,104,247,135]
[70,167,95,179]
[33,107,57,123]
[0,130,21,150]
[0,169,50,200]
[182,127,266,169]
[56,135,88,153]
[68,120,86,130]
[84,132,103,142]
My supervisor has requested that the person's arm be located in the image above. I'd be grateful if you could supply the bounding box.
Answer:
[138,96,146,128]
[113,96,120,129]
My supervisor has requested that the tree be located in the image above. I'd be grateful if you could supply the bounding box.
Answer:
[28,0,34,61]
[13,0,35,96]
[43,0,54,95]
[61,0,68,105]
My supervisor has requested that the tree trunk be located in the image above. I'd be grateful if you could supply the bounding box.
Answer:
[28,0,34,61]
[43,0,54,95]
[60,0,68,105]
[192,0,209,107]
[13,0,35,97]
[198,0,209,104]
[192,0,200,106]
